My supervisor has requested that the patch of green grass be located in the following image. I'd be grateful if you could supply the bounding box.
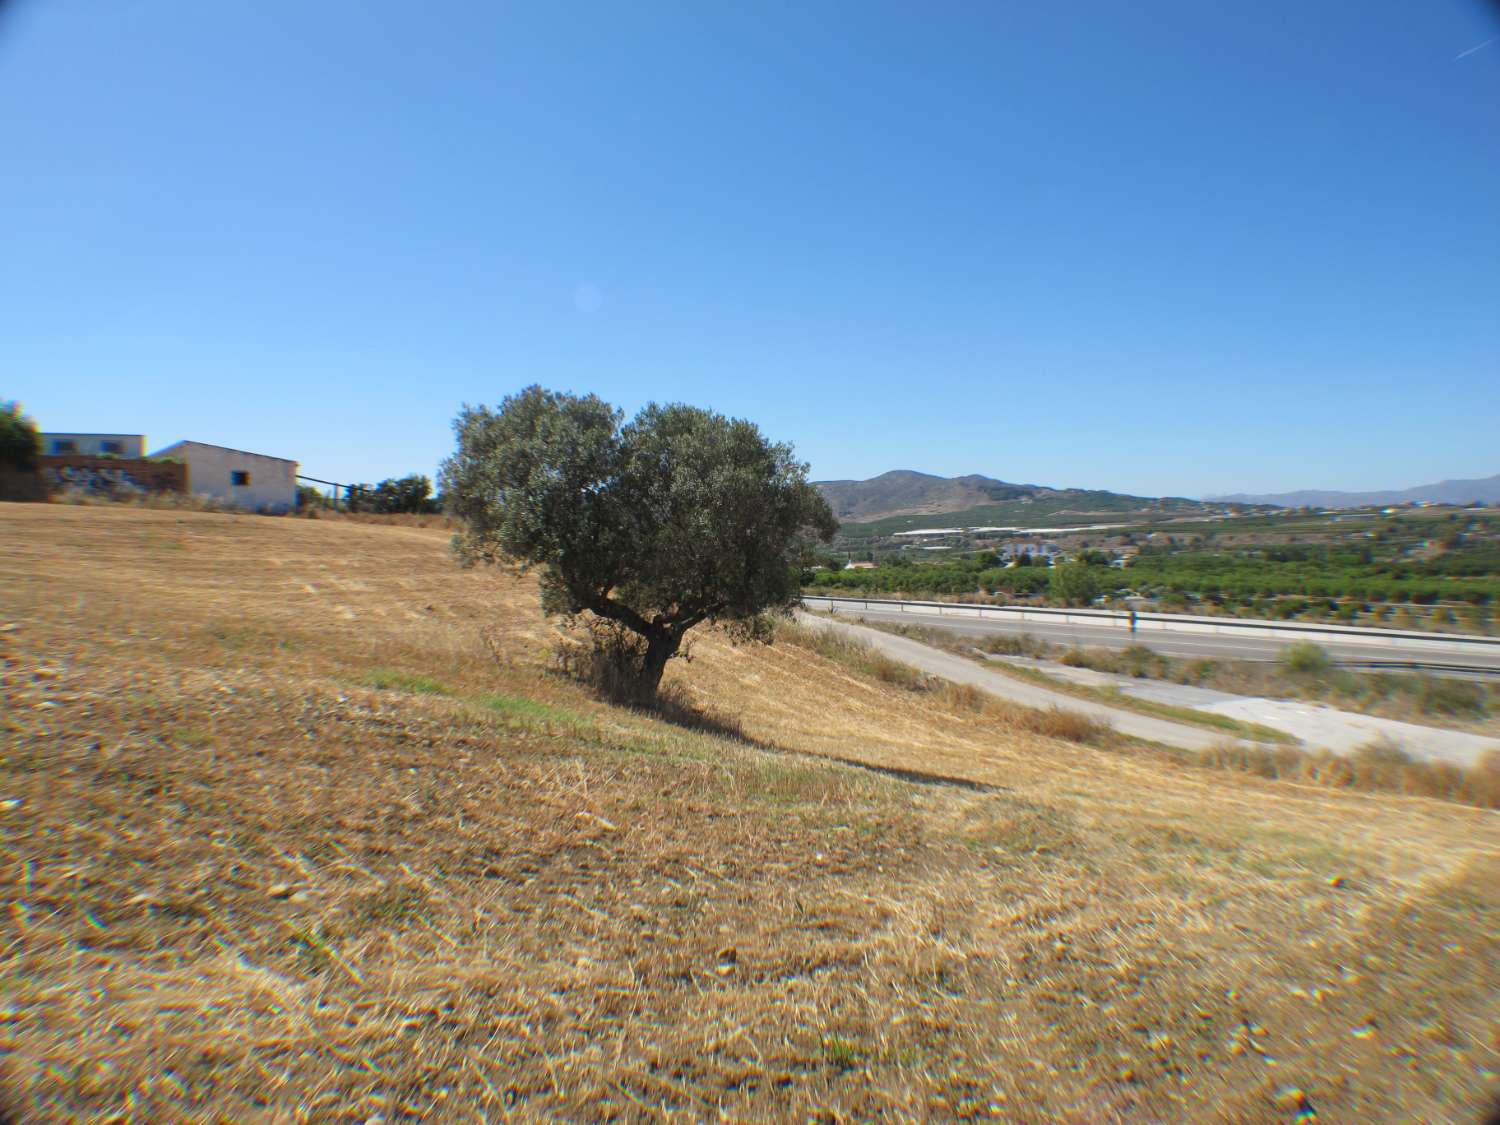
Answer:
[208,623,255,649]
[348,882,429,930]
[288,924,336,974]
[206,621,300,653]
[956,799,1078,857]
[168,726,214,750]
[362,669,450,695]
[821,1033,867,1072]
[469,692,597,738]
[474,692,576,722]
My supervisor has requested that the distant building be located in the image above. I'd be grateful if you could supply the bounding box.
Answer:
[152,441,298,513]
[844,561,877,570]
[999,540,1063,564]
[39,433,145,458]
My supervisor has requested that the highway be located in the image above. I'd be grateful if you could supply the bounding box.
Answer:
[804,599,1500,678]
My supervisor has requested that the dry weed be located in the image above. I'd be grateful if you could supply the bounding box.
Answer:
[1,506,1497,1122]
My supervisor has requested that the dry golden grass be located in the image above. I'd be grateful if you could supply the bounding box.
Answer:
[2,505,1499,1122]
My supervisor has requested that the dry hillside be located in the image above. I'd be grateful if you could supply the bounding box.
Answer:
[2,505,1498,1122]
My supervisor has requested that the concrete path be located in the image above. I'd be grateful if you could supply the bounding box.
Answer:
[995,656,1500,767]
[796,611,1236,752]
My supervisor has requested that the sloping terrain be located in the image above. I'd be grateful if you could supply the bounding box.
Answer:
[2,505,1499,1122]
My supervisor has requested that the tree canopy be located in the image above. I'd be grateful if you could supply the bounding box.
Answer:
[1049,562,1104,607]
[440,386,837,697]
[348,474,439,514]
[0,401,40,472]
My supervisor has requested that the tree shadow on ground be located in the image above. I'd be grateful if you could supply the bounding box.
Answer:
[650,684,1007,793]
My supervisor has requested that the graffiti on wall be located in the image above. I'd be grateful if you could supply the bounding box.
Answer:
[45,464,149,496]
[38,457,188,497]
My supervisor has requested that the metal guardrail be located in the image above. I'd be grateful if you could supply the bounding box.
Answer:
[800,594,1500,652]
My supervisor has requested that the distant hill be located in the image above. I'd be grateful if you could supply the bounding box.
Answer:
[814,470,1038,521]
[1211,473,1500,509]
[814,470,1213,534]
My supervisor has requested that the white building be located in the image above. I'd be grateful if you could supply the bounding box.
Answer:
[152,441,298,513]
[999,540,1064,564]
[40,433,145,457]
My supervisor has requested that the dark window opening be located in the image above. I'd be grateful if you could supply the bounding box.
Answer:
[51,440,77,454]
[231,470,251,486]
[101,440,123,454]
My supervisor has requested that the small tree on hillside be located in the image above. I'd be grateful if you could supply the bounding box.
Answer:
[0,401,41,472]
[441,386,838,700]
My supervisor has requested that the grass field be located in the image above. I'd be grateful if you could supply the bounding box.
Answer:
[3,505,1499,1122]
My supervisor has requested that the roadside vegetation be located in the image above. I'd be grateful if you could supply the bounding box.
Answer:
[815,507,1500,633]
[776,621,1115,746]
[832,619,1500,809]
[4,505,1499,1120]
[1051,641,1500,728]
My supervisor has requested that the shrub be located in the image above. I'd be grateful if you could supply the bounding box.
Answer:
[1414,675,1487,718]
[1015,706,1113,745]
[1118,644,1165,679]
[979,632,1049,658]
[1281,642,1331,675]
[0,401,41,471]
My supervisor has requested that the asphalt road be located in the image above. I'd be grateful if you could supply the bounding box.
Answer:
[812,602,1500,677]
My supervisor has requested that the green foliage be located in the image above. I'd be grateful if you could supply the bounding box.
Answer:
[807,555,1095,600]
[1123,543,1497,610]
[348,474,440,514]
[1281,642,1331,675]
[441,386,837,698]
[1413,675,1486,718]
[296,484,331,510]
[1049,562,1104,607]
[362,669,450,694]
[0,401,41,472]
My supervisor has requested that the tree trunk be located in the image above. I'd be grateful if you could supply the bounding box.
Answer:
[638,628,682,700]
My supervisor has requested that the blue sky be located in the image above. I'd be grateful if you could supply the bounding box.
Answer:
[3,0,1497,497]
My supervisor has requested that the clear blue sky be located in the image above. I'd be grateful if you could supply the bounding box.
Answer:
[3,0,1497,497]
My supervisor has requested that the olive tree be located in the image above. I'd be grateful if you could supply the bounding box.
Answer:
[440,386,837,700]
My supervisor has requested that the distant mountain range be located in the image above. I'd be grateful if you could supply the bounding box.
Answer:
[1210,473,1500,509]
[813,470,1208,529]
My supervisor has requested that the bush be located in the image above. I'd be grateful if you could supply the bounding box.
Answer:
[1414,675,1487,718]
[1012,706,1113,745]
[0,401,40,472]
[1281,642,1331,675]
[979,633,1049,658]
